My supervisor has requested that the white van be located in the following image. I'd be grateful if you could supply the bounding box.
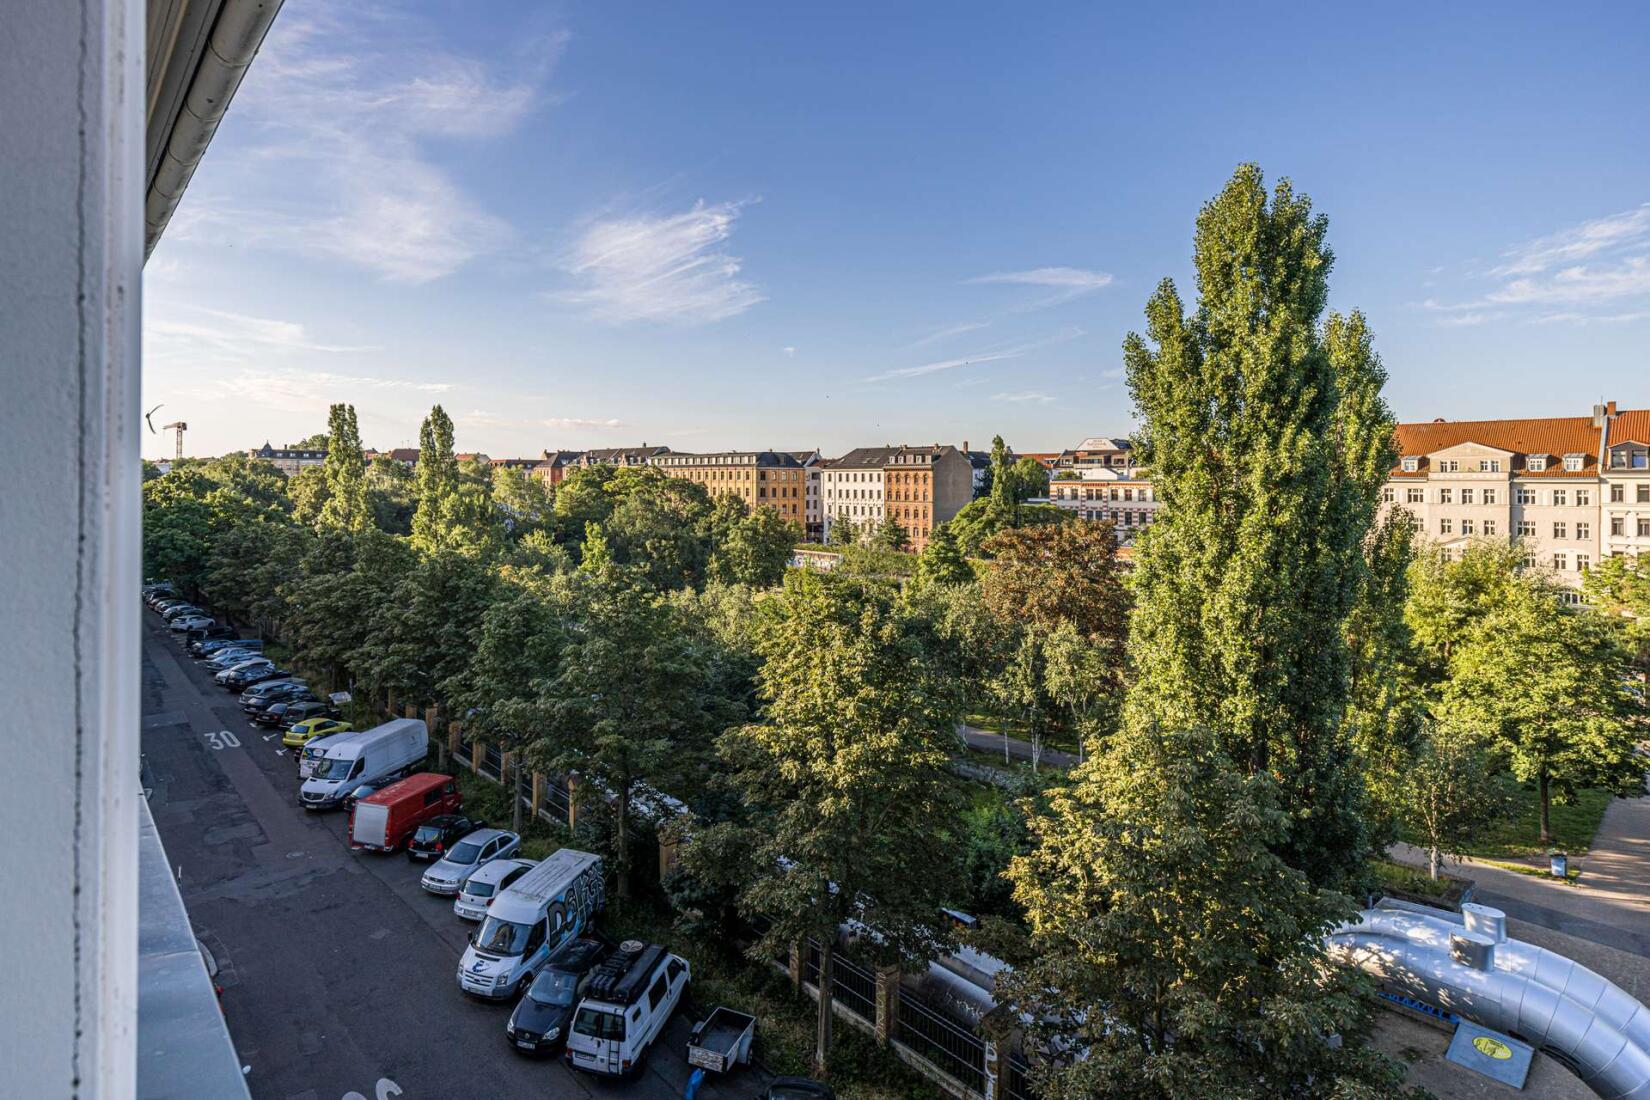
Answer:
[299,718,427,810]
[562,940,690,1077]
[458,849,603,1000]
[297,731,351,779]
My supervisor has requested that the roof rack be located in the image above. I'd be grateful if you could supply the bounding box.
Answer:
[583,940,666,1006]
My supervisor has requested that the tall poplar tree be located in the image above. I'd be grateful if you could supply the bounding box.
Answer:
[1121,164,1394,886]
[411,404,459,552]
[317,403,370,532]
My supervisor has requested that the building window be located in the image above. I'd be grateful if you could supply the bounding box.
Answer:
[1613,517,1626,536]
[1438,488,1453,504]
[1461,519,1476,536]
[1553,522,1567,539]
[1640,484,1650,503]
[1552,489,1568,506]
[1439,460,1459,473]
[1552,552,1568,570]
[1439,518,1453,535]
[1564,454,1584,472]
[1516,488,1536,505]
[1483,520,1497,536]
[1521,554,1538,569]
[1640,519,1650,538]
[1517,521,1536,537]
[1637,451,1650,470]
[1576,522,1591,541]
[1407,488,1424,505]
[1612,483,1625,503]
[1527,455,1547,472]
[1461,488,1475,505]
[1381,486,1395,503]
[1576,489,1590,506]
[1577,554,1591,572]
[1483,489,1497,505]
[1401,456,1419,472]
[1482,459,1501,472]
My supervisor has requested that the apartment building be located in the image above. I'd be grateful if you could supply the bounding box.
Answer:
[246,441,326,476]
[1052,436,1138,470]
[1377,402,1648,586]
[578,445,672,469]
[1048,468,1160,540]
[788,450,824,541]
[529,449,583,487]
[651,450,809,528]
[821,446,896,542]
[885,444,974,552]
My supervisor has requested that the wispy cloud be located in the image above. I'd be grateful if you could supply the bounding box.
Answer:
[782,346,797,357]
[546,416,626,430]
[864,327,1084,384]
[174,8,558,282]
[1426,203,1650,325]
[904,320,991,349]
[968,266,1114,309]
[992,391,1056,404]
[557,200,764,324]
[180,369,451,417]
[145,304,379,360]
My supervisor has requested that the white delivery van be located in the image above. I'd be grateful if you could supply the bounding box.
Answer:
[458,849,604,999]
[298,731,353,779]
[299,718,427,810]
[563,940,689,1077]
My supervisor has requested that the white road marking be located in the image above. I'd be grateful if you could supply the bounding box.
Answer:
[205,729,242,751]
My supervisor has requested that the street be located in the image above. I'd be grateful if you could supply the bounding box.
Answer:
[141,615,762,1100]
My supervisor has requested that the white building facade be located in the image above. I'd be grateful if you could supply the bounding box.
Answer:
[820,446,895,542]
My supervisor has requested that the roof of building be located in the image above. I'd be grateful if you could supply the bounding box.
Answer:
[653,450,804,467]
[1390,414,1619,479]
[828,446,901,470]
[1072,437,1134,452]
[536,449,584,466]
[1607,410,1650,452]
[582,446,672,463]
[251,441,325,460]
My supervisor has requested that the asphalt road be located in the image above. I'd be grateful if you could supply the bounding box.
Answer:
[141,613,764,1100]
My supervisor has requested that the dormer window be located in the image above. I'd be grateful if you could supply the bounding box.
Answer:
[1563,454,1584,472]
[1527,455,1547,472]
[1400,456,1419,473]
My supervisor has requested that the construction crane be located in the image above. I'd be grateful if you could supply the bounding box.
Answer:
[162,421,187,461]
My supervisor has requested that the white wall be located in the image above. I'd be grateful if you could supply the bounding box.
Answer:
[0,0,143,1093]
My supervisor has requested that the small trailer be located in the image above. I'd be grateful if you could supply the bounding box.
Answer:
[685,1006,756,1074]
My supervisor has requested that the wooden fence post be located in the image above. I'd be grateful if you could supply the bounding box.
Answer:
[530,772,544,817]
[874,964,900,1048]
[565,773,580,830]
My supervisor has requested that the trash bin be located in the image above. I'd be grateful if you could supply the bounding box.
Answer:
[1549,852,1568,878]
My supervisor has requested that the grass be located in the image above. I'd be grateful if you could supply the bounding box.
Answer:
[601,903,946,1100]
[1370,858,1460,899]
[1462,785,1615,859]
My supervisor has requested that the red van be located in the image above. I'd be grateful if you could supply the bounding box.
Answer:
[349,772,462,852]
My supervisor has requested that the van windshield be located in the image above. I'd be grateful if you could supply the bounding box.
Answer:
[475,916,531,955]
[310,756,354,780]
[573,1007,625,1041]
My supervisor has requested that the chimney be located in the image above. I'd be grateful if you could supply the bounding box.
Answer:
[1608,400,1618,417]
[963,440,969,453]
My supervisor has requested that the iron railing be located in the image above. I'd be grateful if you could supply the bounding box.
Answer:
[894,989,986,1094]
[1003,1052,1040,1100]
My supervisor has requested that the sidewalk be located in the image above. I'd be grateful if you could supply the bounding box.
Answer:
[1388,780,1650,959]
[956,722,1078,769]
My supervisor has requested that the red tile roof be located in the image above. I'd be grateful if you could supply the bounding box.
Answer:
[1387,413,1646,478]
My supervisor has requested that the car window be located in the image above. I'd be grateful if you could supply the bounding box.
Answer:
[646,974,668,1011]
[667,959,684,984]
[525,921,546,953]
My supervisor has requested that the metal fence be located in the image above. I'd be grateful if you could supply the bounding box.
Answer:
[1002,1052,1040,1100]
[801,943,878,1024]
[538,774,570,819]
[479,742,503,781]
[894,989,986,1094]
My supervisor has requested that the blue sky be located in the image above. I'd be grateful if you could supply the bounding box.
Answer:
[144,1,1650,460]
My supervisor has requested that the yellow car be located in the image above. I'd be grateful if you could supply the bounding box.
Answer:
[282,717,352,749]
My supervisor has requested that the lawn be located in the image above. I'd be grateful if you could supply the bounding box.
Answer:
[1370,858,1459,899]
[1460,785,1616,859]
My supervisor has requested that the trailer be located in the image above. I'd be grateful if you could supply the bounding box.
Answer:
[685,1007,756,1074]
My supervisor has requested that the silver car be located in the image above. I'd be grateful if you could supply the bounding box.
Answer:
[419,829,522,897]
[452,858,536,921]
[214,657,270,684]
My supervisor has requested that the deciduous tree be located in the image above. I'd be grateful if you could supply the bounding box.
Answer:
[317,403,370,532]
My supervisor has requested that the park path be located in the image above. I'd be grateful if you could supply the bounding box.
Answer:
[956,722,1079,769]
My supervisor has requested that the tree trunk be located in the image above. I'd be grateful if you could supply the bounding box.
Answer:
[1003,728,1010,766]
[511,758,524,835]
[1429,844,1442,881]
[614,777,631,905]
[1538,770,1552,844]
[813,939,834,1076]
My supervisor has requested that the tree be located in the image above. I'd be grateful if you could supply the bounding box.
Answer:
[995,726,1411,1100]
[869,515,911,553]
[1392,731,1513,880]
[825,516,860,548]
[287,465,331,527]
[533,571,734,904]
[946,494,1071,558]
[1583,554,1650,676]
[282,529,414,693]
[1404,539,1527,689]
[354,549,497,709]
[710,503,799,588]
[411,404,459,552]
[366,455,416,535]
[717,572,964,1074]
[913,522,972,588]
[979,522,1128,642]
[290,431,331,450]
[317,403,370,532]
[1120,165,1394,887]
[1438,577,1640,843]
[1041,620,1120,763]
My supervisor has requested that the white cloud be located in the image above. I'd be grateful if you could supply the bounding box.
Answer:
[557,200,764,324]
[992,391,1056,404]
[865,327,1083,384]
[904,320,991,349]
[174,10,558,282]
[1427,203,1650,325]
[179,369,451,418]
[145,303,379,361]
[545,416,626,430]
[782,346,797,357]
[969,266,1113,309]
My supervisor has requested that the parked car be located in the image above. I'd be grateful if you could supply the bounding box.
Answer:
[251,697,324,728]
[301,719,428,811]
[562,940,689,1077]
[454,858,537,922]
[183,624,236,648]
[506,937,613,1055]
[348,772,462,852]
[281,716,351,748]
[206,649,264,670]
[459,851,604,999]
[758,1080,837,1100]
[419,828,521,895]
[170,614,214,633]
[407,814,485,863]
[142,582,174,603]
[221,664,287,691]
[213,656,270,681]
[195,637,261,658]
[239,679,308,711]
[159,603,202,622]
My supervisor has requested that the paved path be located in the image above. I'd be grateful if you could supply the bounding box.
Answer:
[956,722,1079,769]
[1388,778,1650,959]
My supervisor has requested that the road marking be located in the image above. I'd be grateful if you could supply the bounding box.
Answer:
[205,729,242,751]
[341,1080,402,1100]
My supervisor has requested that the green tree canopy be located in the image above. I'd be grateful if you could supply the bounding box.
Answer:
[317,403,370,532]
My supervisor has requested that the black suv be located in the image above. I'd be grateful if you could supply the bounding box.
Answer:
[407,815,486,863]
[253,698,332,729]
